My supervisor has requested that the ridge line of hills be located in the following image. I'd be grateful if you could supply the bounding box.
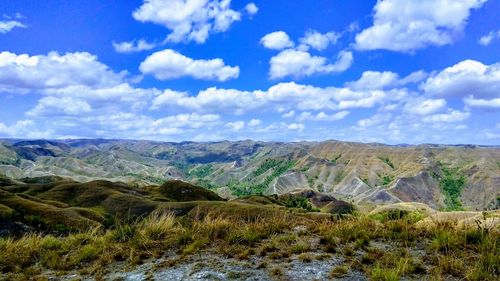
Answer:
[0,138,498,211]
[1,138,499,147]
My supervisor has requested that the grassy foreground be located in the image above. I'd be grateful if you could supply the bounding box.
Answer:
[0,208,498,281]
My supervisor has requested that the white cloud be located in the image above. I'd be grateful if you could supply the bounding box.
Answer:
[287,123,305,132]
[346,71,399,90]
[0,50,159,119]
[357,113,391,127]
[337,89,406,110]
[355,0,487,52]
[398,70,429,85]
[139,49,239,81]
[478,30,500,46]
[0,51,127,92]
[248,118,261,126]
[76,112,221,139]
[422,110,470,123]
[404,98,446,115]
[299,30,340,51]
[463,96,500,108]
[24,83,157,118]
[298,110,349,121]
[113,39,156,53]
[225,121,245,131]
[245,3,258,15]
[421,60,500,99]
[151,87,263,114]
[269,49,353,79]
[151,81,402,115]
[260,31,294,50]
[347,22,360,33]
[152,112,220,129]
[27,96,92,116]
[0,19,26,34]
[345,70,428,90]
[150,89,188,110]
[133,0,242,43]
[282,110,295,118]
[2,49,494,143]
[0,120,50,138]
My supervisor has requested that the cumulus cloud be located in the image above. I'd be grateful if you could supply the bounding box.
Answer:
[225,121,245,131]
[282,110,295,118]
[260,31,294,50]
[132,0,243,43]
[287,123,305,132]
[0,120,50,138]
[113,39,156,53]
[152,112,220,129]
[1,49,493,143]
[346,71,399,90]
[298,111,349,121]
[0,51,127,92]
[248,119,261,126]
[150,89,187,110]
[269,49,353,79]
[355,0,487,52]
[478,30,500,46]
[150,81,405,115]
[463,96,500,108]
[23,84,158,118]
[422,110,470,123]
[345,70,428,90]
[27,96,92,116]
[0,18,26,34]
[357,113,391,127]
[72,112,221,139]
[404,98,447,115]
[0,50,161,119]
[421,60,500,99]
[245,3,258,15]
[150,87,263,114]
[139,49,239,81]
[299,30,340,51]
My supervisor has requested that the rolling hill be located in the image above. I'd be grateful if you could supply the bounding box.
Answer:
[0,139,498,211]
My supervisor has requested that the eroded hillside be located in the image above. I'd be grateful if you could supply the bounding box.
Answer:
[0,139,498,210]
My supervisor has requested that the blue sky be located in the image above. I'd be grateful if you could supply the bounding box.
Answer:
[0,0,499,144]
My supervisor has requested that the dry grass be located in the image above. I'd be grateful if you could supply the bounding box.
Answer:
[0,208,498,280]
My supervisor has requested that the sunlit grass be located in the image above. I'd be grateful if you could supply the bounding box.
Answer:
[0,210,498,280]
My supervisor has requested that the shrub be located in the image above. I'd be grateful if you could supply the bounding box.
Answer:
[137,211,178,242]
[71,244,99,264]
[436,163,466,211]
[371,266,399,281]
[298,253,313,263]
[329,265,349,278]
[283,197,318,212]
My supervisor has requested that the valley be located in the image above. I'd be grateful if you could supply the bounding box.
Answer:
[0,139,498,211]
[0,139,499,280]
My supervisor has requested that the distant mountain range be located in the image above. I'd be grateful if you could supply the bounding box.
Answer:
[0,139,498,210]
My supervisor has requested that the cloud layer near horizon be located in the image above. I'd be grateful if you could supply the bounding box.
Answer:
[0,0,498,144]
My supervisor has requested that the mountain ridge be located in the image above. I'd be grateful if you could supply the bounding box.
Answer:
[0,138,498,211]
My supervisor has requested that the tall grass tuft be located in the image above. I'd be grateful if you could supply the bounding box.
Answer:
[137,210,179,243]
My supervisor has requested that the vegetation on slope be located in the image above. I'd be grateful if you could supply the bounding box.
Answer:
[228,158,296,196]
[433,162,466,211]
[378,156,395,169]
[281,196,319,212]
[0,208,498,280]
[379,173,395,186]
[188,164,214,179]
[330,154,342,165]
[157,180,223,202]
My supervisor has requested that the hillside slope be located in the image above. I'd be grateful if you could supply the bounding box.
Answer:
[0,139,498,210]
